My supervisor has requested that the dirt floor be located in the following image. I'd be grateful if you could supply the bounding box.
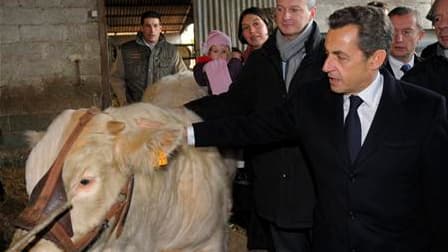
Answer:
[0,166,27,251]
[0,165,248,251]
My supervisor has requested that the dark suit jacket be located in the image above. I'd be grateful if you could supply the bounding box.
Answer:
[383,55,423,79]
[193,70,448,252]
[402,55,448,111]
[421,42,439,59]
[186,22,326,229]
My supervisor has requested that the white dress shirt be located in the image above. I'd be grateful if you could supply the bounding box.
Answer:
[187,126,195,145]
[343,72,384,145]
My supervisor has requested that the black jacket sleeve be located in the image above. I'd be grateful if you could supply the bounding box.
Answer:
[192,84,303,148]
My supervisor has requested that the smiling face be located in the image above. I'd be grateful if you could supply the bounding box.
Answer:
[389,13,424,62]
[275,0,316,40]
[434,0,448,48]
[241,14,270,49]
[322,24,386,94]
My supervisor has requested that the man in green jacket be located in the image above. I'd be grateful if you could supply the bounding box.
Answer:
[111,11,187,105]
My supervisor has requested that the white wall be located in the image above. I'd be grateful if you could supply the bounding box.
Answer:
[315,0,433,32]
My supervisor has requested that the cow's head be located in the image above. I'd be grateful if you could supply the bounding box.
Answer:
[11,104,185,251]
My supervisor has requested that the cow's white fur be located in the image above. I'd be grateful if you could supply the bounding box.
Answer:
[25,109,80,195]
[142,71,208,108]
[16,72,231,251]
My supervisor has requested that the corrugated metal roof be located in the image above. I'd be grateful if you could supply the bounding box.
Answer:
[106,0,193,34]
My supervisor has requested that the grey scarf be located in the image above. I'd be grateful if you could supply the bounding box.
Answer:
[276,21,313,91]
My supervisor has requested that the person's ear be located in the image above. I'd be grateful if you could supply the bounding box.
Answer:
[417,29,425,42]
[369,49,387,70]
[309,6,317,20]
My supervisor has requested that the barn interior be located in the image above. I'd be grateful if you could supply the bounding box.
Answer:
[0,0,439,250]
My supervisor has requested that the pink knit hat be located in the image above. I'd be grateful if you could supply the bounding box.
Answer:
[202,30,232,55]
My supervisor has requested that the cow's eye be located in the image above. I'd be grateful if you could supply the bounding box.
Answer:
[80,178,90,185]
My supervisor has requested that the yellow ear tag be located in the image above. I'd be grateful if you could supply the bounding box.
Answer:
[156,150,168,168]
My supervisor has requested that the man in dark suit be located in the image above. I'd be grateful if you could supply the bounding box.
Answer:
[403,0,448,107]
[420,0,448,59]
[384,6,424,79]
[188,6,448,252]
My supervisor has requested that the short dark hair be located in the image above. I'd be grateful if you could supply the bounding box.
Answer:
[140,11,161,25]
[237,7,274,44]
[388,6,423,30]
[328,6,393,57]
[367,1,387,9]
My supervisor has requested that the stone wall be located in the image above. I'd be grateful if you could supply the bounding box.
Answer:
[0,0,103,153]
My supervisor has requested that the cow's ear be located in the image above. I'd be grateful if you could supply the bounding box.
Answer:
[107,121,125,135]
[114,123,184,172]
[144,125,184,169]
[147,125,184,156]
[134,118,185,157]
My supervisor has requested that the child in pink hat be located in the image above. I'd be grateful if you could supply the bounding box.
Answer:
[193,30,242,95]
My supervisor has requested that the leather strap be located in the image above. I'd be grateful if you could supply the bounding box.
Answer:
[15,108,135,251]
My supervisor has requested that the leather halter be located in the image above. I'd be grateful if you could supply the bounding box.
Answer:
[15,108,134,251]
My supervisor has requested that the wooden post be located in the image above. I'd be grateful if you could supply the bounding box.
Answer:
[97,0,112,109]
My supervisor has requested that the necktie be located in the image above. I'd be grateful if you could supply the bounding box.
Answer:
[345,95,363,163]
[400,64,411,73]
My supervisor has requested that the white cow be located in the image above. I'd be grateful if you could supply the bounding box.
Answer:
[11,72,232,252]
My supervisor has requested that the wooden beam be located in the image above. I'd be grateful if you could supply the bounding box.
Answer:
[106,4,190,8]
[98,0,112,109]
[107,13,189,17]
